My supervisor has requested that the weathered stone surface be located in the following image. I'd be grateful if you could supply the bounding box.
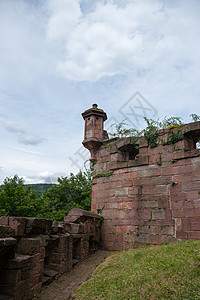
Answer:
[2,254,33,269]
[26,218,53,235]
[0,225,14,238]
[64,208,101,223]
[0,210,101,300]
[152,209,165,220]
[82,106,200,251]
[64,223,84,234]
[9,217,27,236]
[0,216,9,225]
[17,238,42,256]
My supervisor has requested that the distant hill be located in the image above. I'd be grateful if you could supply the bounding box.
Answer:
[24,183,55,197]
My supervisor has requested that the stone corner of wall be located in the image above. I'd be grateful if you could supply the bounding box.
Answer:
[64,208,101,223]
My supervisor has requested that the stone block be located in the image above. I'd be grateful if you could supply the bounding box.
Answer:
[112,242,125,251]
[64,208,101,223]
[0,216,8,225]
[123,180,133,187]
[152,208,165,220]
[118,202,133,209]
[187,231,200,239]
[161,226,174,235]
[162,236,176,244]
[26,218,53,235]
[124,172,138,180]
[51,225,65,234]
[113,209,126,220]
[64,223,81,234]
[171,200,184,210]
[17,238,42,255]
[193,199,200,209]
[156,184,169,194]
[141,200,158,208]
[171,192,187,202]
[148,234,163,245]
[0,225,14,238]
[115,226,127,234]
[2,255,33,270]
[142,185,156,195]
[183,201,194,209]
[191,218,200,231]
[176,231,188,239]
[9,217,27,236]
[175,218,182,231]
[115,187,128,197]
[109,173,124,182]
[137,208,150,221]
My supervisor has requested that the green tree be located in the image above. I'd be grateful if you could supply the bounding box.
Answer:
[0,166,93,221]
[41,168,92,221]
[0,175,40,217]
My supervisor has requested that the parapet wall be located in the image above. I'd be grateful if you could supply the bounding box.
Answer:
[0,208,101,299]
[91,121,200,250]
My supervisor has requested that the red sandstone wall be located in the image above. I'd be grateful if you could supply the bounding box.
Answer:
[0,209,101,299]
[91,122,200,251]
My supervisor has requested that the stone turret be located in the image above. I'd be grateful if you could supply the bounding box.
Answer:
[82,104,107,161]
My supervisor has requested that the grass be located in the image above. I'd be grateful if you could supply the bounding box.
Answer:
[72,240,200,299]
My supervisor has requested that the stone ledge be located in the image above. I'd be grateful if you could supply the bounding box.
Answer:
[110,156,149,170]
[0,217,53,237]
[64,208,101,223]
[173,149,200,161]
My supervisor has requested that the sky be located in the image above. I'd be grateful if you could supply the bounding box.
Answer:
[0,0,199,184]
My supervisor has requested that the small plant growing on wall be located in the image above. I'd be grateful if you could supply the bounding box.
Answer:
[157,155,162,166]
[108,114,199,148]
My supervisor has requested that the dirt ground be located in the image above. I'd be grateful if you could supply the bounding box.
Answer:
[33,250,108,300]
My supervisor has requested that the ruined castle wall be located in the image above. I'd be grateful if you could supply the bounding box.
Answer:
[91,122,200,251]
[0,208,101,300]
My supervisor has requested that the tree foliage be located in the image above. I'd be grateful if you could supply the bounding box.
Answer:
[0,167,92,221]
[0,175,40,217]
[40,169,92,220]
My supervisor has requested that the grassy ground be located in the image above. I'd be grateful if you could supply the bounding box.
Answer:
[72,240,200,299]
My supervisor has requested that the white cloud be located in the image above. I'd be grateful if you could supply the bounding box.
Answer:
[0,117,26,134]
[0,117,47,146]
[46,0,82,42]
[18,135,47,146]
[45,0,200,82]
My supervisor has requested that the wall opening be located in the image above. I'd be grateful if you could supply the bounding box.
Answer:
[43,237,59,285]
[72,237,81,266]
[89,235,98,253]
[184,130,200,150]
[128,145,139,160]
[116,139,140,161]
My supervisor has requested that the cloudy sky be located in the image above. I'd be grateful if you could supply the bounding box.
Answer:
[0,0,199,184]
